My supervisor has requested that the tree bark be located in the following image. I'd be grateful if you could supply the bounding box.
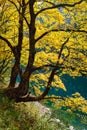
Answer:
[8,61,19,88]
[8,0,26,88]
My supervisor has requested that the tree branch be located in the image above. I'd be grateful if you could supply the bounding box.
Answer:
[55,64,87,76]
[32,64,55,72]
[0,54,11,74]
[16,95,65,102]
[36,37,70,99]
[45,0,55,6]
[35,0,84,16]
[15,37,70,102]
[8,0,30,27]
[0,36,14,52]
[58,38,70,59]
[35,29,87,42]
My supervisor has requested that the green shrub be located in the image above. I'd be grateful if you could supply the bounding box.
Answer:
[0,93,69,130]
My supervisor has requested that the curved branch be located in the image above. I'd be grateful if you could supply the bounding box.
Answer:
[0,53,11,73]
[0,36,14,52]
[64,29,87,33]
[63,46,70,59]
[32,64,55,72]
[35,37,70,99]
[8,0,30,27]
[55,64,87,76]
[35,29,87,42]
[45,0,55,6]
[35,0,84,16]
[16,95,65,102]
[13,38,71,102]
[58,38,70,59]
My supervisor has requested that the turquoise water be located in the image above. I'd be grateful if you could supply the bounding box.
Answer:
[49,75,87,99]
[45,74,87,130]
[53,109,87,130]
[17,73,87,129]
[45,103,87,130]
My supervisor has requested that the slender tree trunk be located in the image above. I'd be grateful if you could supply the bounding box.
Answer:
[8,61,19,88]
[8,0,26,88]
[16,0,37,95]
[17,70,30,96]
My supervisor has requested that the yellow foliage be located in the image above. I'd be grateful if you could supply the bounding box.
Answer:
[0,0,87,100]
[64,93,87,113]
[52,75,66,91]
[53,92,87,114]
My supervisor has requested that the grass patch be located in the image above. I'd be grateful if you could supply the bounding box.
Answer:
[0,89,87,130]
[0,92,68,130]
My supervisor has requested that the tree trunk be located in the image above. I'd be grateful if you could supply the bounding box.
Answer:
[17,71,29,96]
[8,61,19,88]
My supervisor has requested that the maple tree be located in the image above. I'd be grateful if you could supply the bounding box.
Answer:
[0,0,87,102]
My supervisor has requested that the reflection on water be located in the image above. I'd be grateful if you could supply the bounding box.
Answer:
[48,106,87,130]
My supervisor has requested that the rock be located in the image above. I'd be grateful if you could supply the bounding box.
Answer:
[26,101,51,117]
[69,126,74,130]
